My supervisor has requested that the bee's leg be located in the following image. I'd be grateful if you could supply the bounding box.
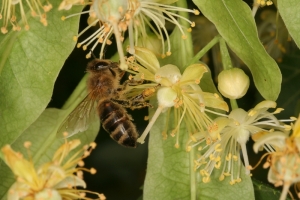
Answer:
[130,84,161,102]
[117,79,145,91]
[112,84,160,109]
[111,99,153,110]
[115,79,145,99]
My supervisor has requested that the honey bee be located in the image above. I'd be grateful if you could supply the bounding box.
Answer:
[57,59,157,147]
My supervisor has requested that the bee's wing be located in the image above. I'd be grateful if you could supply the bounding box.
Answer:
[57,92,98,138]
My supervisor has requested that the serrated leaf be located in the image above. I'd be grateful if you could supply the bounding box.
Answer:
[0,1,83,147]
[0,107,99,200]
[192,0,282,101]
[277,0,300,48]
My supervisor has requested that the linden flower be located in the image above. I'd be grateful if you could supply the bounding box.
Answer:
[1,138,105,200]
[253,116,300,200]
[0,0,52,34]
[126,47,228,148]
[193,100,289,185]
[61,0,199,70]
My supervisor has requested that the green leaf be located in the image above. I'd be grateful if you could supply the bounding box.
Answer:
[158,26,194,72]
[143,109,254,200]
[277,0,300,48]
[253,179,291,200]
[192,0,282,101]
[198,167,254,200]
[0,107,99,200]
[143,112,190,200]
[0,1,83,147]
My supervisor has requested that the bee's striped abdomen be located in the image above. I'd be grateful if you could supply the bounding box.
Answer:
[98,100,138,148]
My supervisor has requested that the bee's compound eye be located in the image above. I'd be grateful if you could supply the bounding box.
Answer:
[94,61,109,70]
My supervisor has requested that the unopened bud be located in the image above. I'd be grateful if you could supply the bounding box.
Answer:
[218,68,249,99]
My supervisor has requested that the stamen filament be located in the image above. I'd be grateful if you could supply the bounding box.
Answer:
[137,106,164,144]
[63,10,90,20]
[240,143,250,175]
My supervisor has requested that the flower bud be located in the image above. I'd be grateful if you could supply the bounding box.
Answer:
[217,68,250,99]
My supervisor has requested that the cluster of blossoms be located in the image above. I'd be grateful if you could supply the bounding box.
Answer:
[125,47,228,148]
[1,136,105,200]
[191,100,290,185]
[120,30,298,200]
[0,0,52,34]
[251,116,300,200]
[59,0,199,70]
[124,45,299,199]
[1,0,298,199]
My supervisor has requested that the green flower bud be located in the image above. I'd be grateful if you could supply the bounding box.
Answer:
[218,68,250,99]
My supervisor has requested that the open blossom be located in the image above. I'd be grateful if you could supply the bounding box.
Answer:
[253,116,299,200]
[0,0,52,34]
[126,47,228,148]
[193,100,289,185]
[60,0,199,70]
[1,137,105,200]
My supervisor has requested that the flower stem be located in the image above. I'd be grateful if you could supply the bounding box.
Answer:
[190,147,196,200]
[280,183,290,200]
[219,38,233,70]
[186,35,221,67]
[230,99,239,110]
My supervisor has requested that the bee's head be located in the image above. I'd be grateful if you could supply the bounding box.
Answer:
[87,59,113,71]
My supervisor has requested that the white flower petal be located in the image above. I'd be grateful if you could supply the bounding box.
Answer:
[228,108,248,123]
[135,47,160,74]
[54,176,87,189]
[35,189,62,200]
[181,63,207,83]
[8,182,30,200]
[155,64,181,84]
[253,131,287,153]
[254,100,276,110]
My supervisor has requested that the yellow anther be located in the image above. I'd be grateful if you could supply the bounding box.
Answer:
[214,144,222,152]
[194,9,200,15]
